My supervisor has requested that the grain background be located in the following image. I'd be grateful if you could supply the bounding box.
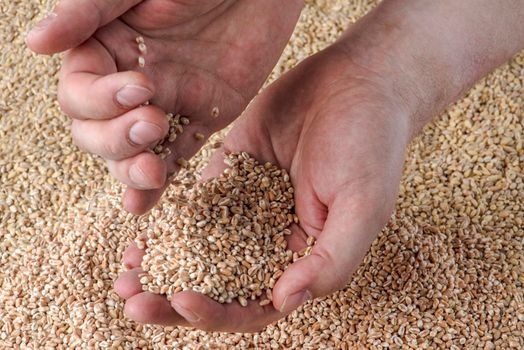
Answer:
[0,0,523,349]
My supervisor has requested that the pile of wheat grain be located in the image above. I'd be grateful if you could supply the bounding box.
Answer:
[0,0,522,349]
[139,152,312,307]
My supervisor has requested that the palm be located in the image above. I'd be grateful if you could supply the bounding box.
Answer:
[28,0,301,214]
[105,0,293,187]
[99,0,281,128]
[218,47,410,287]
[117,46,412,332]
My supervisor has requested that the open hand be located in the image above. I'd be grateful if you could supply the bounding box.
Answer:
[27,0,303,214]
[115,40,413,331]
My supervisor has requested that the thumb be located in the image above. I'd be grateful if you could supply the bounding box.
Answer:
[200,145,230,181]
[26,0,142,55]
[200,117,278,182]
[272,194,382,313]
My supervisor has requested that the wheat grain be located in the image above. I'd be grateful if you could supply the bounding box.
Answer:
[1,0,523,348]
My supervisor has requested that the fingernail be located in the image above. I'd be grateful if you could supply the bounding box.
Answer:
[129,121,163,145]
[129,164,149,187]
[116,85,153,108]
[172,302,200,323]
[279,290,311,313]
[31,12,57,32]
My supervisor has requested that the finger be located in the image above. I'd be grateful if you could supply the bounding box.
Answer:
[171,291,282,333]
[123,242,146,269]
[107,152,167,190]
[159,121,211,176]
[58,38,155,120]
[122,122,211,214]
[26,0,141,54]
[124,292,189,326]
[71,106,168,160]
[165,225,307,333]
[286,223,309,252]
[123,187,166,215]
[200,146,229,181]
[272,192,381,314]
[200,109,278,182]
[114,268,144,299]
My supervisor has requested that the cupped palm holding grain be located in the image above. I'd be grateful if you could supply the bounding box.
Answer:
[26,0,303,214]
[115,43,410,332]
[115,0,524,331]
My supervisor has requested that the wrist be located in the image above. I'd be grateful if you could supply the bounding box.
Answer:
[334,0,524,139]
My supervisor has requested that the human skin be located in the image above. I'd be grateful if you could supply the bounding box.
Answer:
[115,0,524,332]
[26,0,304,214]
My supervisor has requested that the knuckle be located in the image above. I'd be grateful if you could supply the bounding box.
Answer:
[86,0,105,28]
[57,90,73,117]
[102,138,127,159]
[70,124,87,152]
[311,246,349,293]
[71,135,83,150]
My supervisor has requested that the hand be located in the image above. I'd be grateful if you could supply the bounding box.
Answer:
[115,0,524,333]
[27,0,303,214]
[114,42,413,331]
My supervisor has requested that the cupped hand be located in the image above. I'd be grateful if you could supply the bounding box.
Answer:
[115,41,415,332]
[27,0,303,214]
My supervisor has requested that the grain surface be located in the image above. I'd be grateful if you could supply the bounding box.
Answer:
[140,152,302,305]
[1,0,523,349]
